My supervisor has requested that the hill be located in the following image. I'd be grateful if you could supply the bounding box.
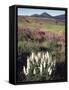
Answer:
[31,13,65,21]
[54,14,65,21]
[31,12,53,18]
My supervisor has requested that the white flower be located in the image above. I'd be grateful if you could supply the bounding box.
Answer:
[31,52,35,60]
[33,68,36,75]
[23,66,27,75]
[47,56,52,65]
[42,53,45,60]
[27,67,29,75]
[49,69,52,75]
[37,52,41,59]
[48,67,50,72]
[51,62,54,66]
[46,51,49,59]
[45,51,49,59]
[45,51,50,64]
[48,67,52,75]
[40,64,43,75]
[53,60,56,67]
[27,58,30,68]
[25,51,55,77]
[27,57,30,74]
[45,53,48,60]
[43,61,46,68]
[35,56,38,63]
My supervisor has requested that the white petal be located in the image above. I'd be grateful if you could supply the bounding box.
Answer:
[49,69,52,75]
[33,68,36,74]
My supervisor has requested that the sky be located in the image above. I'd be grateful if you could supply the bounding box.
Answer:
[18,8,65,16]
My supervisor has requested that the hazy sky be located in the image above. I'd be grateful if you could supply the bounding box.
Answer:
[18,8,65,16]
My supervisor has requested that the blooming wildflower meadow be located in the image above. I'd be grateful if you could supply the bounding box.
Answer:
[17,8,66,82]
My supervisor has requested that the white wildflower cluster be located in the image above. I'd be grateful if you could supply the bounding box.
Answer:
[23,51,56,77]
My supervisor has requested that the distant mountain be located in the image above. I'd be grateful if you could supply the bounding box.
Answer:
[31,12,53,18]
[54,14,65,21]
[40,12,53,18]
[31,12,65,21]
[31,14,39,17]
